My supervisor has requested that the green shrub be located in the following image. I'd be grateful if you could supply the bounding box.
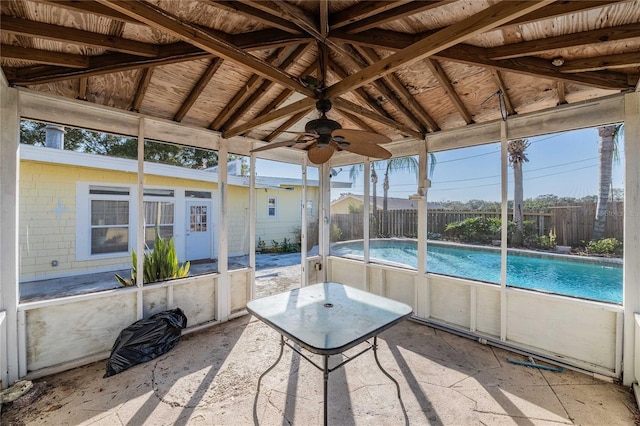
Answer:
[330,224,342,242]
[444,217,495,243]
[115,232,190,286]
[256,237,267,253]
[587,238,623,256]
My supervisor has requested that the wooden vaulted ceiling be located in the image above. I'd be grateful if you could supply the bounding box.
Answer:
[1,0,639,152]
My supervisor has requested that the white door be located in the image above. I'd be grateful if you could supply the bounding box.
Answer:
[185,200,212,260]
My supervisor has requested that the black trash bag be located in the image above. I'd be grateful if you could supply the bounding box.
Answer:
[104,308,187,378]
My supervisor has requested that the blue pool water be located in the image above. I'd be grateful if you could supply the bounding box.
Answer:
[331,240,623,304]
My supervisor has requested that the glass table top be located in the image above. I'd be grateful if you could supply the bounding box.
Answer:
[247,282,413,354]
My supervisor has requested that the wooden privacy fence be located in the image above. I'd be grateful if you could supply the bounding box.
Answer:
[330,202,624,246]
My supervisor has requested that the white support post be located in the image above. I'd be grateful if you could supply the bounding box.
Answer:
[0,81,20,387]
[364,158,370,291]
[623,91,640,386]
[301,158,308,287]
[136,119,145,319]
[217,140,230,320]
[320,162,330,282]
[500,121,508,341]
[416,143,428,318]
[249,154,256,300]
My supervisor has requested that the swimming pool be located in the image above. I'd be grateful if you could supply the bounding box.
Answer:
[331,239,623,304]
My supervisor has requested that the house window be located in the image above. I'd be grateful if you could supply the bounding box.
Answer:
[144,201,175,248]
[90,197,130,255]
[267,197,277,217]
[306,199,314,217]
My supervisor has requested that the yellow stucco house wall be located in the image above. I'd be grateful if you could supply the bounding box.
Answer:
[19,145,318,282]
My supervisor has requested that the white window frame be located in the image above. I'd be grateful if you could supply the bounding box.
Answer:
[267,196,277,217]
[76,182,135,260]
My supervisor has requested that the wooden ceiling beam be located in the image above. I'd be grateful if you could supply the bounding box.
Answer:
[355,45,440,132]
[324,1,555,99]
[77,77,88,100]
[424,58,474,124]
[39,0,141,23]
[230,29,313,50]
[489,70,516,116]
[202,0,302,34]
[264,109,313,142]
[0,44,89,68]
[329,0,413,31]
[488,23,640,60]
[319,0,329,38]
[210,48,285,131]
[440,44,633,91]
[345,46,425,133]
[174,57,224,122]
[332,98,423,139]
[339,1,454,34]
[253,61,318,121]
[223,97,317,138]
[332,108,376,133]
[0,15,159,57]
[327,62,391,120]
[222,43,310,131]
[499,1,622,28]
[96,0,315,98]
[559,51,640,73]
[131,67,154,112]
[334,29,634,91]
[556,81,567,105]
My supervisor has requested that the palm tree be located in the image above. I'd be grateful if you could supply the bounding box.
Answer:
[592,124,622,240]
[381,156,419,234]
[349,164,379,235]
[507,138,530,246]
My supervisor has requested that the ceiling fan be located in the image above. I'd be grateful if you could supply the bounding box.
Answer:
[251,98,392,164]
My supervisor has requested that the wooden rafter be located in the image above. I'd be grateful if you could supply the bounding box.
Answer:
[209,48,286,130]
[332,97,423,139]
[345,45,425,133]
[324,1,555,99]
[338,1,453,34]
[327,61,390,120]
[332,108,376,132]
[264,109,313,142]
[40,0,141,23]
[329,0,413,31]
[174,57,224,122]
[77,77,88,100]
[556,81,567,105]
[222,44,310,131]
[502,1,623,28]
[203,0,301,34]
[488,23,640,60]
[559,52,640,73]
[353,45,439,131]
[131,67,154,112]
[0,44,89,68]
[424,58,473,124]
[489,70,516,116]
[1,15,158,57]
[332,29,634,90]
[319,0,329,38]
[96,0,315,98]
[223,97,317,138]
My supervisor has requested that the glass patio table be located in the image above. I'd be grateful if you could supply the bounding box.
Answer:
[247,282,413,425]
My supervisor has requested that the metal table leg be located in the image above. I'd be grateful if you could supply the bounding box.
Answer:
[323,354,329,426]
[373,336,402,398]
[257,334,285,392]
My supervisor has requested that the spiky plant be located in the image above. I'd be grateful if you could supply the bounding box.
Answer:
[115,233,190,286]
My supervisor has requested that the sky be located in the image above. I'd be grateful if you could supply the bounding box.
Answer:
[255,126,625,202]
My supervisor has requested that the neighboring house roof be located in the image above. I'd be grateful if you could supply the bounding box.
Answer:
[332,194,448,211]
[20,145,352,190]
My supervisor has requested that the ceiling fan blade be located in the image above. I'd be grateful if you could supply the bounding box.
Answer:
[307,143,336,164]
[339,141,392,160]
[332,129,391,145]
[250,139,307,153]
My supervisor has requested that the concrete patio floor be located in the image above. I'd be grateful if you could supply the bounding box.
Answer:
[1,314,637,425]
